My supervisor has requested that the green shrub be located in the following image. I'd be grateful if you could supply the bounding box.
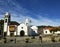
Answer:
[31,36,35,39]
[59,38,60,42]
[51,36,55,42]
[25,38,30,43]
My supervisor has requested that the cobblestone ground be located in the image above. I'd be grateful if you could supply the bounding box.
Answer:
[0,36,60,47]
[0,42,60,47]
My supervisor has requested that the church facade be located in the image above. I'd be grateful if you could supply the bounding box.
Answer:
[3,12,38,37]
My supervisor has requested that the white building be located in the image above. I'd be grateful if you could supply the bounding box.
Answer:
[17,19,38,36]
[43,28,60,35]
[43,28,52,35]
[3,12,38,37]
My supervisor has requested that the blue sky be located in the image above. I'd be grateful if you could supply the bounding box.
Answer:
[0,0,60,26]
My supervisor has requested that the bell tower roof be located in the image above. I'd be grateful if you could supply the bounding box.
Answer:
[25,18,29,23]
[5,12,10,18]
[5,12,10,16]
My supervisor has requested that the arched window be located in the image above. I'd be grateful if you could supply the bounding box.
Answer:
[21,27,23,29]
[5,19,7,22]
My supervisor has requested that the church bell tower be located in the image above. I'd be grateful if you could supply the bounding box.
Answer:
[4,12,10,37]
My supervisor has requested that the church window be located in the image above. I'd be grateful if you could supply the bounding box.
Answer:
[5,19,7,22]
[21,27,23,29]
[45,31,47,33]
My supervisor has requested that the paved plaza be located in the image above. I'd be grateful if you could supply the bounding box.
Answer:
[0,36,60,47]
[0,42,60,47]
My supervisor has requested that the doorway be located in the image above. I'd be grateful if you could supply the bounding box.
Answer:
[20,30,25,36]
[10,32,14,37]
[4,32,7,37]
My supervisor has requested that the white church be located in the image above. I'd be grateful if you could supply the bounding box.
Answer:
[3,12,38,37]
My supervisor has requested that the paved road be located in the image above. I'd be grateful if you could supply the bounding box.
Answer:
[0,42,60,47]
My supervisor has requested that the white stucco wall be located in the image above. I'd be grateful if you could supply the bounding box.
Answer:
[14,32,16,35]
[31,26,38,33]
[14,25,17,36]
[43,29,52,34]
[54,31,60,34]
[31,26,38,35]
[7,26,10,36]
[4,23,8,32]
[17,23,28,36]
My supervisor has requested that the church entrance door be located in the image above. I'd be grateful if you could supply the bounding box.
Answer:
[10,32,14,37]
[20,30,25,36]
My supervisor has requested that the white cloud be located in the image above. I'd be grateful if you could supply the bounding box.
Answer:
[0,10,60,26]
[10,13,60,26]
[0,0,60,26]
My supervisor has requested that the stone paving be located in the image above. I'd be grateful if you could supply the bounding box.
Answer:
[0,36,60,47]
[0,42,60,47]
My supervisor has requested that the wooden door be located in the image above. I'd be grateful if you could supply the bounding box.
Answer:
[10,32,14,37]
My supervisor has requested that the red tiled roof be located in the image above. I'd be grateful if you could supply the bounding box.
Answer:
[44,27,60,31]
[43,27,53,30]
